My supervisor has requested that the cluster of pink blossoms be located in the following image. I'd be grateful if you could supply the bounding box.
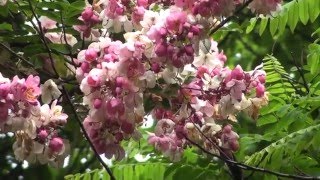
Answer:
[75,0,275,161]
[0,73,69,167]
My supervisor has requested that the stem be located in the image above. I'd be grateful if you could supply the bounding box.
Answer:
[59,11,78,67]
[185,137,318,180]
[62,86,116,180]
[209,0,254,36]
[27,0,59,77]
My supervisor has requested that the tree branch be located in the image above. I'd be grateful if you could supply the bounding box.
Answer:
[185,137,319,180]
[61,86,116,180]
[26,0,59,77]
[209,0,254,36]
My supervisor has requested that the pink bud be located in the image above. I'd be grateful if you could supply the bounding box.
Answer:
[85,48,98,62]
[217,52,227,62]
[90,15,100,24]
[37,129,48,142]
[80,62,90,73]
[191,25,200,35]
[258,75,266,84]
[231,65,244,80]
[151,62,161,73]
[223,125,232,133]
[256,83,265,97]
[81,7,94,21]
[155,43,167,57]
[93,98,102,109]
[121,121,134,134]
[49,137,64,153]
[115,132,124,142]
[115,7,124,15]
[184,45,194,56]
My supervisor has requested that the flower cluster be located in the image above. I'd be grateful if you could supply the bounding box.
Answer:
[75,0,273,161]
[0,74,69,167]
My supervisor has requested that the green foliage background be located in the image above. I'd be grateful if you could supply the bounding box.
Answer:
[0,0,320,179]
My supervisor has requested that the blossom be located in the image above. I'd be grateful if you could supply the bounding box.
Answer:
[40,79,61,104]
[248,0,282,15]
[39,16,57,30]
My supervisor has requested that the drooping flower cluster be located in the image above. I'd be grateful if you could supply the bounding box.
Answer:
[0,74,69,167]
[75,0,273,161]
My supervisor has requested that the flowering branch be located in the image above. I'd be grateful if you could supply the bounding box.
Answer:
[185,137,318,180]
[61,86,116,180]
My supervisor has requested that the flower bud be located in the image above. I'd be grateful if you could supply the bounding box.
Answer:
[81,7,94,21]
[256,83,265,97]
[93,98,102,109]
[231,65,244,80]
[49,137,64,153]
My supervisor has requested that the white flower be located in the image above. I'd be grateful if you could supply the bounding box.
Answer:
[39,100,68,126]
[202,73,221,91]
[161,67,177,84]
[112,16,133,33]
[140,10,160,30]
[41,79,61,104]
[140,71,156,88]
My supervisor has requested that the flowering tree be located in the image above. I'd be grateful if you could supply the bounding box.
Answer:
[0,0,320,179]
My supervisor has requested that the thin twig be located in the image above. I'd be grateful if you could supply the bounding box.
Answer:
[27,0,59,77]
[61,86,116,180]
[59,11,77,67]
[185,137,319,180]
[209,0,254,36]
[291,52,309,93]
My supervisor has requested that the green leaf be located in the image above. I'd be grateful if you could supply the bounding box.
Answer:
[308,53,319,75]
[0,23,13,31]
[246,18,257,34]
[308,0,320,22]
[288,1,299,32]
[299,0,309,25]
[259,18,268,36]
[257,114,277,126]
[269,17,279,36]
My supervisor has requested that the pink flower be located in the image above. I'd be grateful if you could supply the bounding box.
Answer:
[166,11,187,33]
[231,65,244,80]
[49,137,64,153]
[81,7,94,21]
[85,48,98,62]
[106,98,125,117]
[256,83,265,97]
[39,16,57,30]
[248,0,281,15]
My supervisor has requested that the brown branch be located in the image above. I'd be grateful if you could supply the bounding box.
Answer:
[185,137,319,180]
[61,86,116,180]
